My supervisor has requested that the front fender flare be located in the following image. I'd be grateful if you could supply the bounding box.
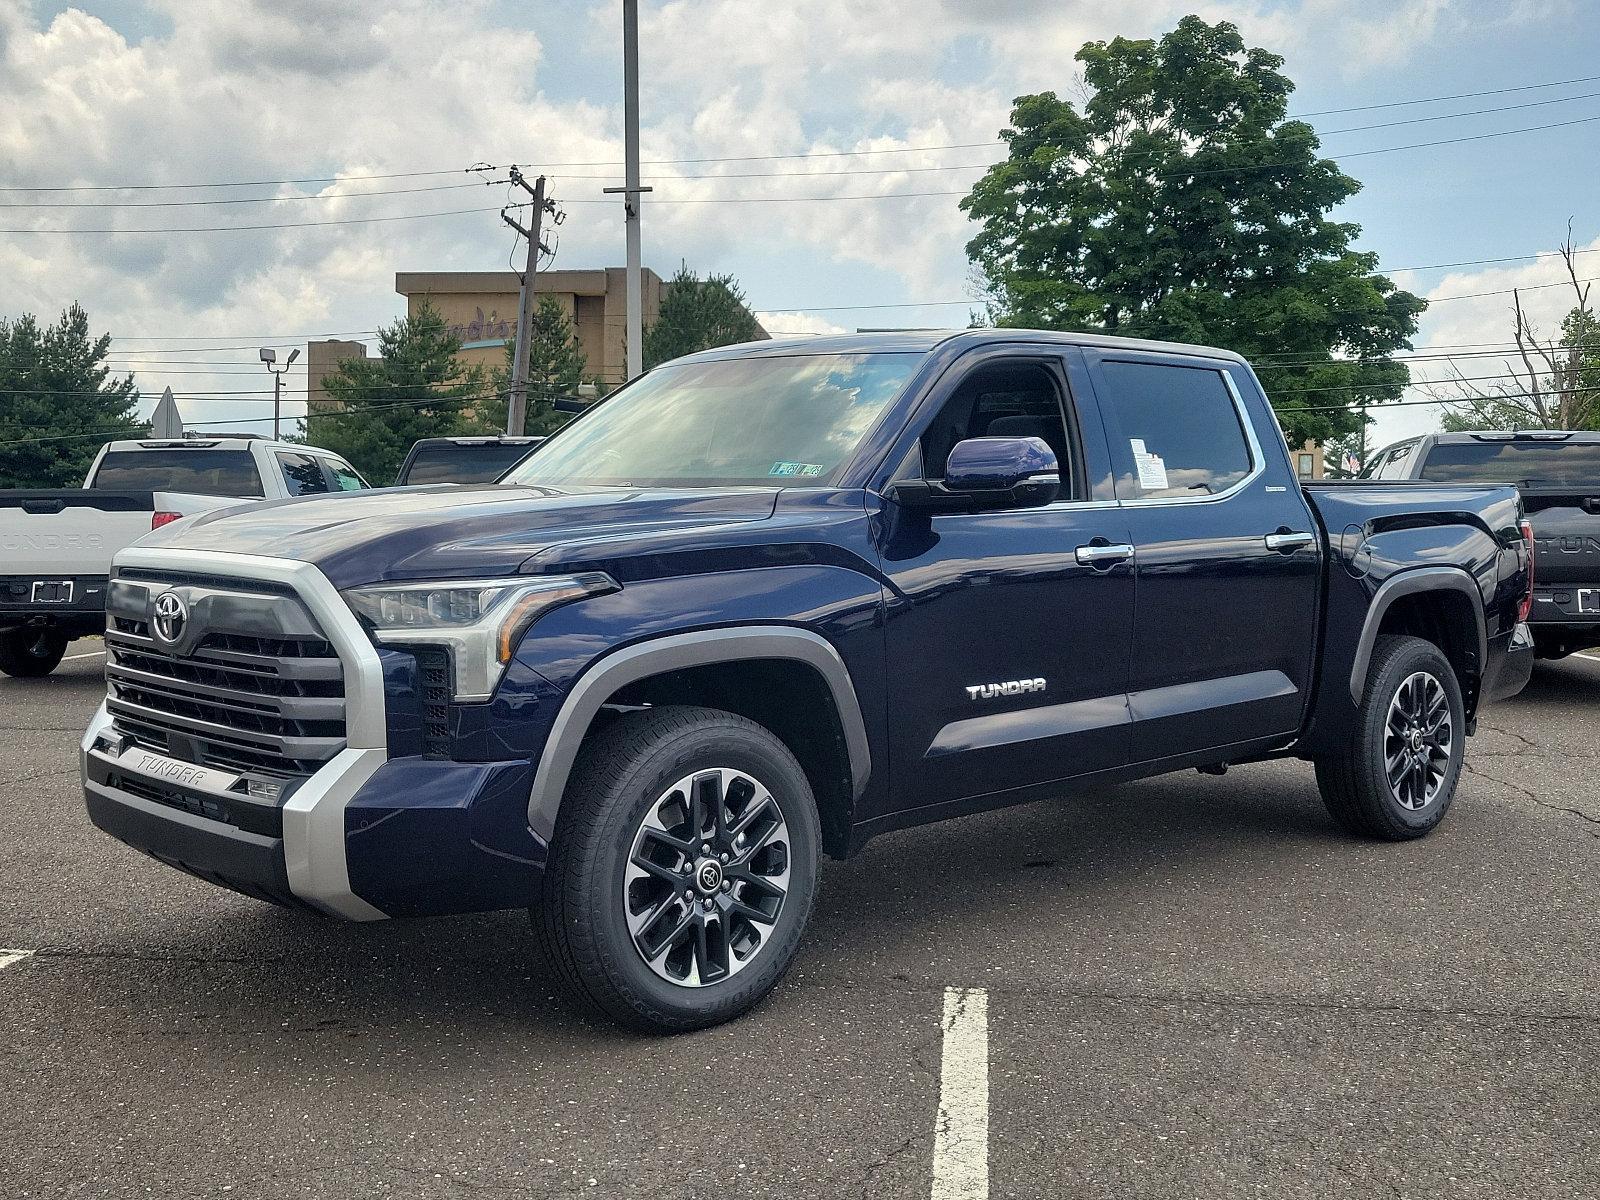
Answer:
[526,627,872,843]
[1348,566,1488,705]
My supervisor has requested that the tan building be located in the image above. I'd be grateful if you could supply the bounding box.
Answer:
[309,266,770,413]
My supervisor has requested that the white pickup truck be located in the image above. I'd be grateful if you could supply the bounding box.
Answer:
[0,436,369,676]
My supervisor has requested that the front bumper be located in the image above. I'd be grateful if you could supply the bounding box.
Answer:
[78,547,548,921]
[83,702,545,918]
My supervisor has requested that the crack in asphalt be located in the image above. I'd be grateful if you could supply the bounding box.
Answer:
[1464,759,1600,835]
[0,767,79,788]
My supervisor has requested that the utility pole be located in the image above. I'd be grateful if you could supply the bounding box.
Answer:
[502,168,551,436]
[603,0,651,381]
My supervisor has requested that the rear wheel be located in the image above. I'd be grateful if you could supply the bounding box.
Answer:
[1315,634,1465,840]
[536,705,819,1032]
[0,627,69,678]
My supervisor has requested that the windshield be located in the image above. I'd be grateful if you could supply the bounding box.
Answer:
[90,449,265,497]
[1418,440,1600,486]
[402,442,539,485]
[505,353,921,488]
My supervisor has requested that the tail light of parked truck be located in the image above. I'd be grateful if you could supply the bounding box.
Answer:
[151,511,181,530]
[1519,519,1535,623]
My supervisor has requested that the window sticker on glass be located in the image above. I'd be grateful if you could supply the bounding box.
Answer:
[1129,438,1169,491]
[768,461,825,477]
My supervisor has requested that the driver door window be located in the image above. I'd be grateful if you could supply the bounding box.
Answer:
[917,361,1080,499]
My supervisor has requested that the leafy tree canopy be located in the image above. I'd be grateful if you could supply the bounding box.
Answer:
[487,295,590,436]
[961,15,1425,445]
[308,301,489,485]
[643,264,765,369]
[0,304,142,487]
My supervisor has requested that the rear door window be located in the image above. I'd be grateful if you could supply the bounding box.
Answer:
[1096,361,1254,499]
[276,452,331,496]
[402,443,538,484]
[320,457,370,491]
[1376,442,1417,479]
[90,450,265,497]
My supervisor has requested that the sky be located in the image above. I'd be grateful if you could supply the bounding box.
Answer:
[3,0,1598,459]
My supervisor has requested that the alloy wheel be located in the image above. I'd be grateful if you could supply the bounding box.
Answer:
[1384,670,1453,811]
[622,767,792,987]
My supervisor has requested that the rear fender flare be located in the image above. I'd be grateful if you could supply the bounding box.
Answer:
[1348,566,1487,704]
[526,627,872,843]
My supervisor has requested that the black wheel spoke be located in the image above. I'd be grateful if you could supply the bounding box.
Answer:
[624,766,790,989]
[1384,671,1453,811]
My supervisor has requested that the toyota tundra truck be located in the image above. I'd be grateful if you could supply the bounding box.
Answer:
[1364,429,1600,659]
[80,331,1535,1031]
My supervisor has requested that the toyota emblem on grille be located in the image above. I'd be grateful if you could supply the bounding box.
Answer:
[151,590,188,645]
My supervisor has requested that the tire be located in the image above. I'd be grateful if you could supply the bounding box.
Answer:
[0,627,69,678]
[1315,634,1466,840]
[535,705,820,1032]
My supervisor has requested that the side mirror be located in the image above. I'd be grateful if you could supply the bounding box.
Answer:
[891,436,1061,512]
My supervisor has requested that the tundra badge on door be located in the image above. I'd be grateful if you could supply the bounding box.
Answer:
[966,678,1047,700]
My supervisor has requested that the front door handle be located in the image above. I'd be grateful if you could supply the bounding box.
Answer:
[1265,530,1315,553]
[1075,541,1134,567]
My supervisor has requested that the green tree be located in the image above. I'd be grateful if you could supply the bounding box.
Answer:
[960,15,1425,446]
[309,301,488,484]
[643,263,765,369]
[0,304,141,487]
[487,296,590,435]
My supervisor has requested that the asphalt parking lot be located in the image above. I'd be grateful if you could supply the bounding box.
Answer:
[2,641,1597,1199]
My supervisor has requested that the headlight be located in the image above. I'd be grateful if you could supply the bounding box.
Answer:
[343,572,617,701]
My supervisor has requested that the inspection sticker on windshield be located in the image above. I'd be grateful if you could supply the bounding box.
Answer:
[769,461,825,477]
[1129,439,1169,490]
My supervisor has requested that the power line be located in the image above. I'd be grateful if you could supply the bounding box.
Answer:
[1294,73,1600,118]
[1315,88,1600,136]
[0,201,533,235]
[0,179,504,211]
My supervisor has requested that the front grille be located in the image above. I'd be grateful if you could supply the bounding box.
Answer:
[415,646,453,758]
[104,571,348,779]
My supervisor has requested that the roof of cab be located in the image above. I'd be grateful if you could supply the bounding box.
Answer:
[669,327,1249,366]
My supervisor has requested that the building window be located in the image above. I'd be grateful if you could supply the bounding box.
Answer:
[1297,452,1314,478]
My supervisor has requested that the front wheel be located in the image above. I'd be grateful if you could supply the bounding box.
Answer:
[0,627,69,678]
[1315,634,1466,840]
[536,705,820,1032]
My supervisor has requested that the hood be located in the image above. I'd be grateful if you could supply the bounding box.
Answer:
[140,483,780,588]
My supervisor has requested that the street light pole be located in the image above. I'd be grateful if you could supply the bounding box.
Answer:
[609,0,650,381]
[259,346,300,440]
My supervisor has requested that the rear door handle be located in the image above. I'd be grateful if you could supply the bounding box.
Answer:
[1265,530,1315,552]
[1075,541,1134,567]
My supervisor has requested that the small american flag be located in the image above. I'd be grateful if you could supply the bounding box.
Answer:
[1343,452,1361,475]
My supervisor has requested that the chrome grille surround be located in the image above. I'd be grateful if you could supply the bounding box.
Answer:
[82,547,389,921]
[105,572,348,779]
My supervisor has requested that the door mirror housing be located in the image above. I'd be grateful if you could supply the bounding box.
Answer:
[891,436,1062,512]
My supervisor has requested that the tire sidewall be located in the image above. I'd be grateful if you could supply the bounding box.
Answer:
[580,722,819,1025]
[1358,639,1465,835]
[0,627,68,677]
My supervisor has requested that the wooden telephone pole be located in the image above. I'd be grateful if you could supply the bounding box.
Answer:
[503,168,552,436]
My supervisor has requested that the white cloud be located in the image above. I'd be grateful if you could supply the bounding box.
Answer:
[758,312,849,338]
[0,0,1537,435]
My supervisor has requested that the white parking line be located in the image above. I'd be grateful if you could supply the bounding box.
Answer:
[931,987,989,1200]
[63,650,104,660]
[0,949,34,970]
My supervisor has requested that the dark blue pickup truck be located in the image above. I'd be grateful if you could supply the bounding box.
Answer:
[81,331,1534,1030]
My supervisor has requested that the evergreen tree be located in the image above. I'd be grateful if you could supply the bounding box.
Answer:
[0,304,141,487]
[643,264,765,369]
[309,301,488,485]
[961,16,1425,446]
[487,296,589,435]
